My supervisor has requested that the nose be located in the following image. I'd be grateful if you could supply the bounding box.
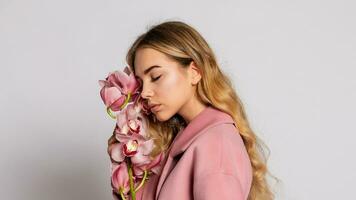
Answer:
[140,83,154,100]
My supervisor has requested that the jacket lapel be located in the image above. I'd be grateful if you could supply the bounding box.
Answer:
[154,106,236,199]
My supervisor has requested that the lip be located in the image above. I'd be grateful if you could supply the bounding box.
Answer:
[150,104,161,112]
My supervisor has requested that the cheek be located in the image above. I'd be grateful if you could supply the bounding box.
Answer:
[156,73,188,103]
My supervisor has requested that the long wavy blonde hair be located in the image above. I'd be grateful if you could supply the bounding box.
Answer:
[125,20,278,200]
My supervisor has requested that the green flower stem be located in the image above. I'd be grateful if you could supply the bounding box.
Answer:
[127,159,136,200]
[106,107,116,119]
[120,93,131,110]
[119,188,127,200]
[135,170,148,192]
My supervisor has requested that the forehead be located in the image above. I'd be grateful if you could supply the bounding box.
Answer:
[134,48,173,77]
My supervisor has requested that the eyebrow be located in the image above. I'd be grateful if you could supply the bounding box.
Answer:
[136,65,162,79]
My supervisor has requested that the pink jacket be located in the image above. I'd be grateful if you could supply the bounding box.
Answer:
[135,106,252,200]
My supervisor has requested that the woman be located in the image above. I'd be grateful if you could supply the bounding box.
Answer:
[109,20,276,200]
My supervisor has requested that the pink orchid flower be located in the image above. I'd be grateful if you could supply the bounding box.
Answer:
[111,162,130,196]
[98,66,141,112]
[132,151,165,178]
[109,66,141,96]
[99,86,126,112]
[108,140,139,163]
[109,137,155,163]
[123,140,139,157]
[125,103,145,123]
[115,103,148,140]
[135,95,152,116]
[130,138,155,165]
[114,127,145,146]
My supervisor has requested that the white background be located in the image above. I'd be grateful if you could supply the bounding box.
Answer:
[1,0,355,199]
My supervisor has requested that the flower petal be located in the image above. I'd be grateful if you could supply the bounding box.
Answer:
[148,152,165,175]
[139,139,154,156]
[110,96,127,111]
[100,86,122,108]
[116,112,128,131]
[131,151,151,166]
[110,143,125,162]
[111,162,130,195]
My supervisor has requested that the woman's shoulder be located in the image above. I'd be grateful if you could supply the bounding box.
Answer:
[188,122,251,177]
[192,122,245,152]
[190,123,253,200]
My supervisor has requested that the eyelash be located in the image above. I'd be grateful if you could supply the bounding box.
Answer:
[151,75,162,82]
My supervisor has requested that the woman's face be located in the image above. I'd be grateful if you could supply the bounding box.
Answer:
[134,47,198,122]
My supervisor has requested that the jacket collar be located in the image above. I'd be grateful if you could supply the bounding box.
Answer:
[169,105,236,158]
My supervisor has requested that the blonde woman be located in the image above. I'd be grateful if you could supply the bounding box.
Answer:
[108,20,277,200]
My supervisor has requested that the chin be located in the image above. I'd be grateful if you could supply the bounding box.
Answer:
[154,110,173,122]
[154,113,168,122]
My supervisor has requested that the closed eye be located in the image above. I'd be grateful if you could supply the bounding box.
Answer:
[152,75,162,82]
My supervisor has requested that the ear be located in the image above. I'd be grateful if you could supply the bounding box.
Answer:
[188,61,202,85]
